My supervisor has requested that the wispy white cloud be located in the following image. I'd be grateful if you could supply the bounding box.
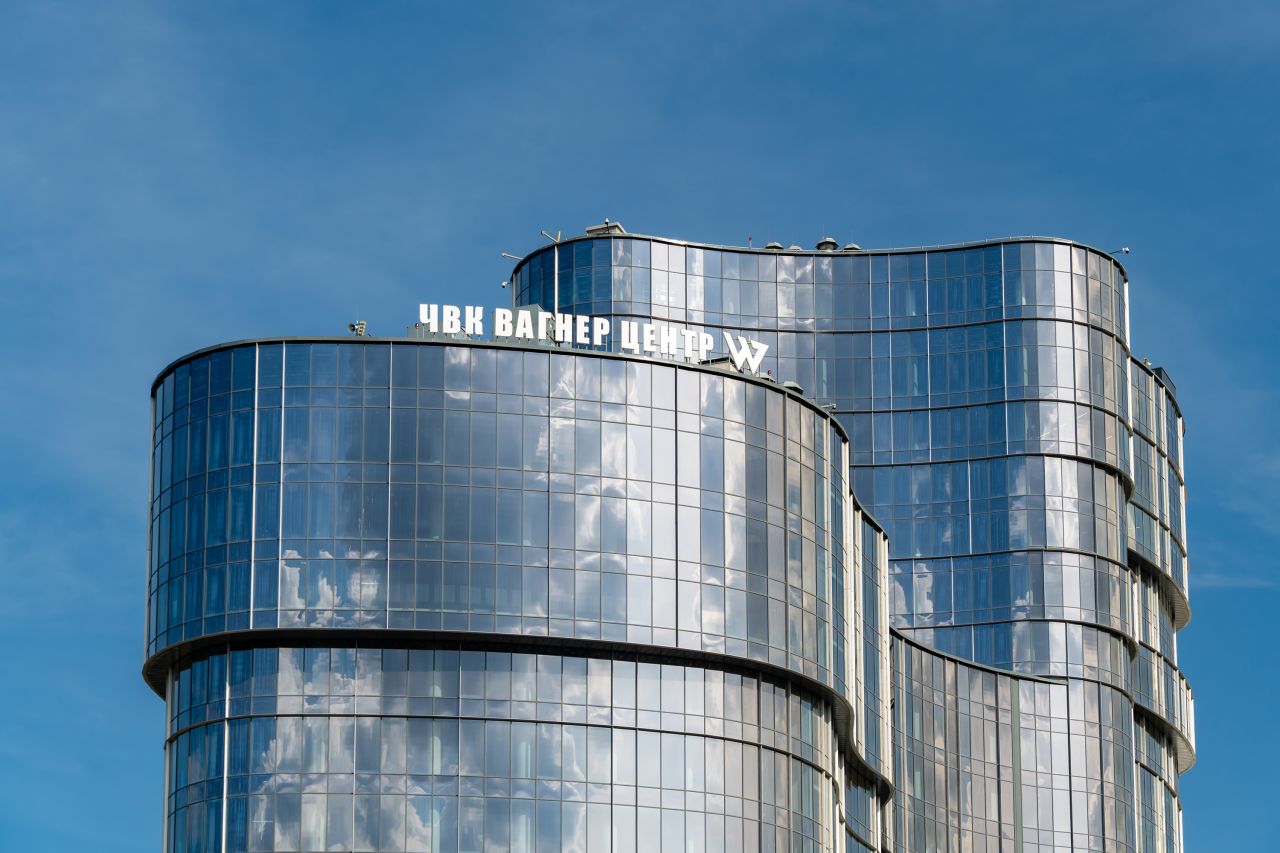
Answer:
[1194,572,1280,591]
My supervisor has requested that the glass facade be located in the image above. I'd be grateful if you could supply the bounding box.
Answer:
[891,635,1139,853]
[509,231,1194,851]
[145,230,1194,852]
[147,340,891,852]
[164,645,883,853]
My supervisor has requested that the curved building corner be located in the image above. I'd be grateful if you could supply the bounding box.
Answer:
[146,338,895,852]
[509,227,1196,852]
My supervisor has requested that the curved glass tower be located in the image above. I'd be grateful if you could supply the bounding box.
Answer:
[509,230,1194,852]
[145,228,1194,853]
[146,340,891,852]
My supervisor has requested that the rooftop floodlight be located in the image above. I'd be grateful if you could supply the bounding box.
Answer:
[1110,247,1131,254]
[500,252,523,261]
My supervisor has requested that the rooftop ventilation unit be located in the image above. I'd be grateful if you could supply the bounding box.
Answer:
[815,237,839,251]
[585,220,626,236]
[1152,366,1177,396]
[781,380,804,395]
[764,241,784,250]
[700,355,736,371]
[787,245,803,251]
[843,242,863,251]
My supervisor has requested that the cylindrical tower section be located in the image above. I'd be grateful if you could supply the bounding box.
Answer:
[512,237,1142,680]
[145,338,893,852]
[510,231,1196,852]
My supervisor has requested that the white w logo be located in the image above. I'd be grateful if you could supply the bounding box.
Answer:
[723,332,768,374]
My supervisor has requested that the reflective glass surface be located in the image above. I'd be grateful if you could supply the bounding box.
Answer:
[148,340,893,852]
[512,234,1194,852]
[165,646,886,853]
[148,343,886,711]
[893,635,1138,853]
[146,232,1195,853]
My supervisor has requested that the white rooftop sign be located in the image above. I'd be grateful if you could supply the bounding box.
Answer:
[418,304,768,374]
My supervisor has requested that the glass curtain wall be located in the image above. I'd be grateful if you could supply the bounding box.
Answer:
[511,233,1193,852]
[147,340,893,852]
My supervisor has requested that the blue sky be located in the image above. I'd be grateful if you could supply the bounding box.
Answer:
[0,2,1276,849]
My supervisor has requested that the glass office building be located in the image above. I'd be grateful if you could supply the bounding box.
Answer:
[511,230,1194,852]
[146,229,1193,852]
[146,340,892,852]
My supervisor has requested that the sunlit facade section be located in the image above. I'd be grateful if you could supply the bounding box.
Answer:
[512,230,1195,852]
[145,339,892,852]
